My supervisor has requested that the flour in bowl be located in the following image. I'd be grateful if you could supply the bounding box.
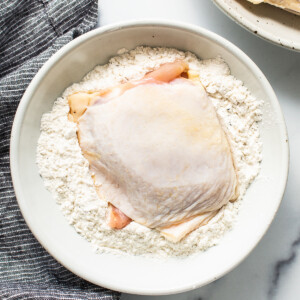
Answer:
[37,47,262,257]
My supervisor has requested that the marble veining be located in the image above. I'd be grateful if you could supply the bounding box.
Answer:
[269,231,300,298]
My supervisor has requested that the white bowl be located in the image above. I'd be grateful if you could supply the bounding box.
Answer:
[10,20,289,295]
[213,0,300,51]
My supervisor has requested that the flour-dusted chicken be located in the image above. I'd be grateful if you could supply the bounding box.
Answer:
[37,47,263,255]
[246,0,300,15]
[68,61,238,242]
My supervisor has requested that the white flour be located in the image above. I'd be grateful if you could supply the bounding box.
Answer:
[37,47,262,257]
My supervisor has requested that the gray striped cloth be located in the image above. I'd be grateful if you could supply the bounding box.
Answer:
[0,0,120,299]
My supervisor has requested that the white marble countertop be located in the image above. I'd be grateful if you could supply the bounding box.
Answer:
[99,1,300,299]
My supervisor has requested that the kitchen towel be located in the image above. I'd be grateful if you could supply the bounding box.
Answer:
[0,0,120,299]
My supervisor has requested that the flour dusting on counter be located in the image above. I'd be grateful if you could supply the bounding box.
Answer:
[37,47,262,257]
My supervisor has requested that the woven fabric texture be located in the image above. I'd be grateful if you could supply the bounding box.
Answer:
[0,0,120,299]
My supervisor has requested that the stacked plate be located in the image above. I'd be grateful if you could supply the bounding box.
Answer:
[213,0,300,51]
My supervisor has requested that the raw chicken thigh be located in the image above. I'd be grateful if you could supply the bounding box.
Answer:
[68,61,238,242]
